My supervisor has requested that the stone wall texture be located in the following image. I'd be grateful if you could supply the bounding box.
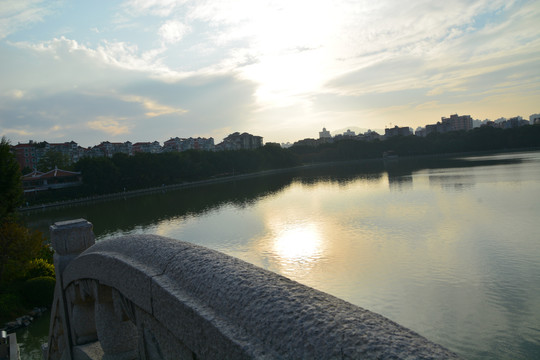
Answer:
[48,232,461,359]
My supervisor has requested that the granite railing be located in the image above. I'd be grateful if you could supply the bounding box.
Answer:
[44,219,459,360]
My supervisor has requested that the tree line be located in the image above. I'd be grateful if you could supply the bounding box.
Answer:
[72,143,299,195]
[24,125,540,204]
[289,125,540,163]
[1,137,55,322]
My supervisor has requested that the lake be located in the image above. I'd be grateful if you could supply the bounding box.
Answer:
[23,151,540,359]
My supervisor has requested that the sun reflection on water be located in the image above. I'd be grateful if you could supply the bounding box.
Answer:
[273,223,323,262]
[265,220,328,279]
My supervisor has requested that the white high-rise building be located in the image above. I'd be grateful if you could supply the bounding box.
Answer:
[319,127,331,139]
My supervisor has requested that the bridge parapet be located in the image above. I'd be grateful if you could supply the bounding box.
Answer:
[45,219,460,359]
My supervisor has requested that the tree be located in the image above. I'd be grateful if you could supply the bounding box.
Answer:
[0,221,47,284]
[0,137,23,221]
[37,149,71,171]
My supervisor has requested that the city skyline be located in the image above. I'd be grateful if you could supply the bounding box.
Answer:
[1,1,539,147]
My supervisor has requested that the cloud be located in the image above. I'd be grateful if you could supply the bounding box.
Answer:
[119,94,187,117]
[122,0,185,17]
[9,36,174,83]
[0,34,258,146]
[0,0,58,39]
[87,117,131,136]
[1,0,539,146]
[159,20,189,44]
[5,89,26,99]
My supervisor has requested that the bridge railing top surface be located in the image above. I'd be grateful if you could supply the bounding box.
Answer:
[49,219,460,359]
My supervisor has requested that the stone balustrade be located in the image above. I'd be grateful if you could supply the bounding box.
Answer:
[45,219,460,359]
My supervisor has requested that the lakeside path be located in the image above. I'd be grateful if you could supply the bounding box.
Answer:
[18,147,540,213]
[18,163,327,212]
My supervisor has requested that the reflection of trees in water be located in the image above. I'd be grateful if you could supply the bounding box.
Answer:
[385,156,522,192]
[23,173,296,238]
[23,155,522,238]
[388,175,413,192]
[293,161,385,187]
[15,311,50,360]
[428,174,475,192]
[385,161,414,192]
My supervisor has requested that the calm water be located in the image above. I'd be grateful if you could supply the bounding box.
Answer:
[23,151,540,359]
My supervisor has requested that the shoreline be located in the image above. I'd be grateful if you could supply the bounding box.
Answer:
[1,307,48,333]
[18,147,540,213]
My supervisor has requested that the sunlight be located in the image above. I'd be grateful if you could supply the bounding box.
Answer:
[236,1,340,106]
[273,223,323,262]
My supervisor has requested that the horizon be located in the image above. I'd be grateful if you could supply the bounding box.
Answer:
[1,1,539,148]
[8,115,534,149]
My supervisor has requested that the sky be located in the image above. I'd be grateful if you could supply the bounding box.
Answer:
[1,0,539,147]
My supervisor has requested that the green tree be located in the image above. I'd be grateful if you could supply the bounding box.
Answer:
[0,220,47,284]
[0,137,23,221]
[75,157,121,194]
[37,149,71,171]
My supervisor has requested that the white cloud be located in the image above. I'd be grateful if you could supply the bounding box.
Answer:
[119,94,187,117]
[122,0,186,17]
[0,0,58,39]
[158,20,189,44]
[179,0,528,109]
[87,117,131,136]
[1,0,539,145]
[5,89,25,99]
[11,36,174,81]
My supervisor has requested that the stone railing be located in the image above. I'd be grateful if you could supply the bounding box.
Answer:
[44,219,460,359]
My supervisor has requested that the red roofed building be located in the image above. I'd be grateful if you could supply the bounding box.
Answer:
[132,141,161,154]
[22,167,82,192]
[12,143,39,170]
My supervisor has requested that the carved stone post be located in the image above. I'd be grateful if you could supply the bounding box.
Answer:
[95,284,138,359]
[47,219,95,360]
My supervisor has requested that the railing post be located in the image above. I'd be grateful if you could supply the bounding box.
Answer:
[46,219,95,360]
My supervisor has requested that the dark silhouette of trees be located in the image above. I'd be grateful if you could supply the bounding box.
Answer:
[0,138,52,321]
[1,137,23,221]
[290,125,540,163]
[26,125,540,202]
[37,150,71,172]
[73,144,300,195]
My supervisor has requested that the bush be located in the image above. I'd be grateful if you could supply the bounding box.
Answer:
[21,276,56,307]
[0,292,25,322]
[25,258,55,279]
[0,221,47,285]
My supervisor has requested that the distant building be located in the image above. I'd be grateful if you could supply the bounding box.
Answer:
[343,129,356,137]
[359,130,381,141]
[503,116,528,129]
[424,114,473,135]
[507,117,524,128]
[163,137,182,152]
[530,114,540,125]
[385,126,412,138]
[21,167,82,193]
[441,114,473,132]
[163,137,214,152]
[92,141,134,157]
[425,122,448,136]
[132,141,161,154]
[11,140,84,170]
[47,141,82,163]
[319,127,331,140]
[12,143,39,170]
[216,132,263,151]
[292,138,319,147]
[280,142,293,148]
[481,117,529,129]
[415,127,426,137]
